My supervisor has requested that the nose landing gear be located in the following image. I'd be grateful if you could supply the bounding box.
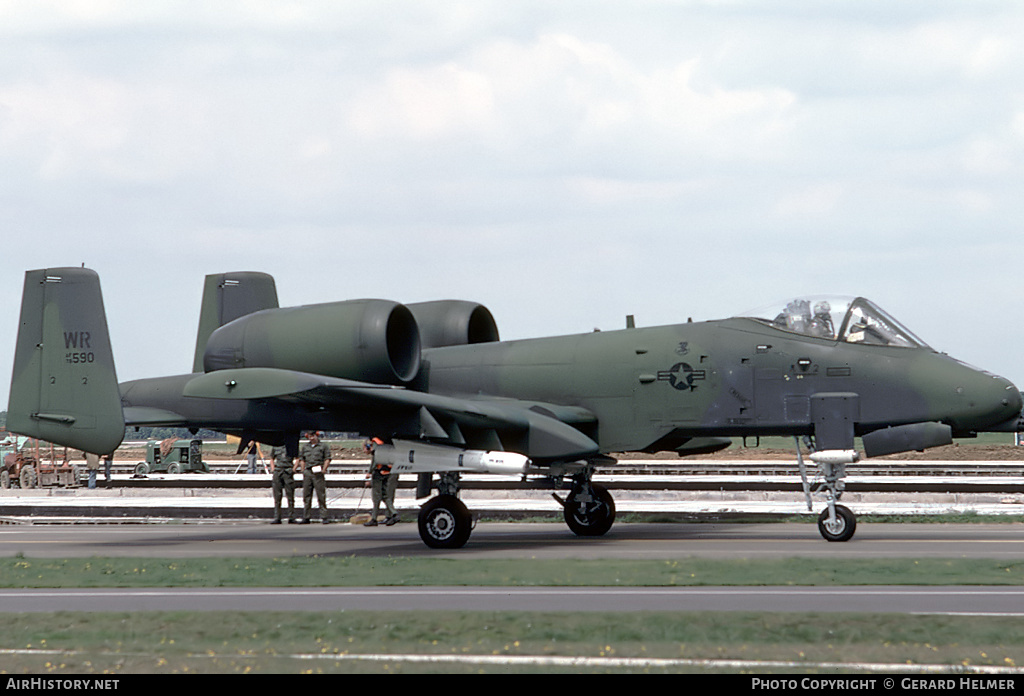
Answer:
[795,437,859,542]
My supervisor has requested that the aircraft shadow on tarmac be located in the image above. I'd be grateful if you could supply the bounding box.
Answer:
[76,521,822,559]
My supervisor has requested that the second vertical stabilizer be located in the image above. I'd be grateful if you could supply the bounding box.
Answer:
[192,272,279,373]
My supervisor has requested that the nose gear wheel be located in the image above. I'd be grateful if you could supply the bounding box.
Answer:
[818,504,856,542]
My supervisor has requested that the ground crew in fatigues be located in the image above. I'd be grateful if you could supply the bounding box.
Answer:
[365,438,399,526]
[85,452,100,489]
[102,453,113,484]
[299,431,332,523]
[270,444,296,524]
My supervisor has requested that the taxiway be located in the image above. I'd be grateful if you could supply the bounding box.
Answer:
[1,521,1023,559]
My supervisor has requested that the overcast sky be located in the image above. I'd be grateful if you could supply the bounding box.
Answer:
[2,0,1023,392]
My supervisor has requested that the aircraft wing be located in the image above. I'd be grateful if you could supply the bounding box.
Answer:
[182,368,600,461]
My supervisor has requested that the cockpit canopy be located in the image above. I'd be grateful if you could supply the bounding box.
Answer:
[741,296,931,349]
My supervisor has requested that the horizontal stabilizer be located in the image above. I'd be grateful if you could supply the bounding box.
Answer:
[182,368,361,400]
[122,406,190,427]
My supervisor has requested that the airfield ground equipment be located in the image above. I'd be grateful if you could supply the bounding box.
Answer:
[0,432,79,489]
[135,438,209,475]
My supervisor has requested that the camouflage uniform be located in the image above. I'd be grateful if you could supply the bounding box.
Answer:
[300,439,332,522]
[270,445,295,523]
[367,446,398,526]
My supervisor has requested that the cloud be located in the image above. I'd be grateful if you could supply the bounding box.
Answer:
[346,32,796,173]
[349,61,496,141]
[1,2,1023,387]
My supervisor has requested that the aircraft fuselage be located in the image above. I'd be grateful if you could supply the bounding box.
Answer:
[119,316,1022,458]
[422,317,1021,453]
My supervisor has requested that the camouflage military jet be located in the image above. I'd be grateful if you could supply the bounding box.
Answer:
[8,268,1023,548]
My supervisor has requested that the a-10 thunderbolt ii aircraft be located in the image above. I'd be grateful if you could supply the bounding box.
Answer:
[7,267,1023,548]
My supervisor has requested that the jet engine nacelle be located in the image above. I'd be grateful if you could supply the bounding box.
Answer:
[203,299,421,385]
[406,300,499,349]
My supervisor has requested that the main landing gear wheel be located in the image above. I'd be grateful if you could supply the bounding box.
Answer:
[817,504,856,542]
[418,494,473,549]
[564,483,616,537]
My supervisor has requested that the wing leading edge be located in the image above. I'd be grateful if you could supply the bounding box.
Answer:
[182,367,600,461]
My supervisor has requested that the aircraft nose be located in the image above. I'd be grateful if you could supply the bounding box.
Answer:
[992,376,1024,431]
[1004,380,1024,413]
[947,366,1022,432]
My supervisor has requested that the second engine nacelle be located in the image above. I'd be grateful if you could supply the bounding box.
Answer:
[406,300,499,349]
[203,299,421,384]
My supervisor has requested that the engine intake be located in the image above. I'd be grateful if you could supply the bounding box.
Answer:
[203,299,421,384]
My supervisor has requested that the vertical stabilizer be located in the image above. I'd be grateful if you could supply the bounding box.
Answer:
[7,268,125,454]
[192,272,278,372]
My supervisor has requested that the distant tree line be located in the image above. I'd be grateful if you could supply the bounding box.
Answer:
[123,427,356,442]
[123,427,224,442]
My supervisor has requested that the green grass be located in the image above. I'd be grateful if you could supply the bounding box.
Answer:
[1,611,1021,674]
[3,556,1024,674]
[3,556,1024,588]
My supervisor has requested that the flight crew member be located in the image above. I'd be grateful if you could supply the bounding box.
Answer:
[364,437,399,526]
[270,444,296,524]
[299,431,332,523]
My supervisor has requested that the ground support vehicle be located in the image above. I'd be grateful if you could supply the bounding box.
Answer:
[1,434,79,489]
[135,439,209,475]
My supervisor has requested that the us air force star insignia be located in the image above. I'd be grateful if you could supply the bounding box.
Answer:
[657,362,706,391]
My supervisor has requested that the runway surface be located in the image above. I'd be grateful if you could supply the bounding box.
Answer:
[2,585,1023,614]
[2,521,1022,614]
[2,521,1023,559]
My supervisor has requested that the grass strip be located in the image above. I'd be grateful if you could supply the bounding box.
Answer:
[0,611,1021,674]
[3,556,1024,588]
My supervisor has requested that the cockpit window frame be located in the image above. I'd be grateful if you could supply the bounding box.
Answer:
[836,297,930,349]
[740,296,931,350]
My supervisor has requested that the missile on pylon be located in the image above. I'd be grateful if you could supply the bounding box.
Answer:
[374,439,530,476]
